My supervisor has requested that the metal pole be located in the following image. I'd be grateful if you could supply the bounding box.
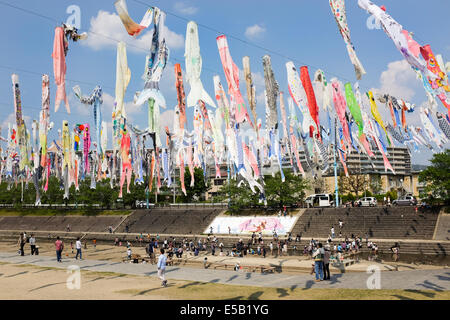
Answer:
[333,117,339,207]
[173,167,176,204]
[227,156,230,208]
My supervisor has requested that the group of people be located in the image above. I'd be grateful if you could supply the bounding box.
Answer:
[307,233,366,281]
[54,236,83,262]
[17,232,37,256]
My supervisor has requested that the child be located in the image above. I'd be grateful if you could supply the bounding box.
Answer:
[93,238,97,250]
[127,247,132,260]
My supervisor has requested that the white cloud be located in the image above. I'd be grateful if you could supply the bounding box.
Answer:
[244,24,266,39]
[82,10,184,52]
[1,113,32,138]
[173,2,198,15]
[159,109,175,141]
[371,60,419,101]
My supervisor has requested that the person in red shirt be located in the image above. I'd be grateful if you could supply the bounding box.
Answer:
[119,127,132,198]
[55,236,64,262]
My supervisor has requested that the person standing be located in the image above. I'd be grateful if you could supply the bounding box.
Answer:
[312,243,324,282]
[323,244,331,280]
[17,233,25,256]
[75,237,82,260]
[331,226,335,239]
[157,248,168,287]
[29,234,36,255]
[148,239,156,264]
[55,237,64,262]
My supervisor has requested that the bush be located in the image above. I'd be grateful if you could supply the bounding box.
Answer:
[386,190,398,201]
[363,190,373,197]
[341,193,356,203]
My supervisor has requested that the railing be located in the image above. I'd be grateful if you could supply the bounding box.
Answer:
[169,203,228,208]
[0,203,105,209]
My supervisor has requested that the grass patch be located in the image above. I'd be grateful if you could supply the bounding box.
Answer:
[116,282,450,300]
[0,208,132,217]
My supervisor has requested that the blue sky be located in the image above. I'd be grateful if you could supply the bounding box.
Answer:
[0,0,449,165]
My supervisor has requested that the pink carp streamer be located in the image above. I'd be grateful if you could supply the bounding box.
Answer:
[114,0,153,36]
[52,27,69,114]
[216,35,253,126]
[331,79,351,148]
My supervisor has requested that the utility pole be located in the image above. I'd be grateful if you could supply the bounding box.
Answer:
[227,156,230,208]
[333,117,339,207]
[173,166,176,204]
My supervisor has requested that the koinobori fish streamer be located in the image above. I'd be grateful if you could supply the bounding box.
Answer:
[3,2,449,207]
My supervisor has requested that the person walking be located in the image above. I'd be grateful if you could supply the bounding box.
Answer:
[157,248,168,287]
[55,237,64,262]
[17,233,25,256]
[312,243,324,282]
[29,234,36,255]
[323,244,331,280]
[75,237,82,260]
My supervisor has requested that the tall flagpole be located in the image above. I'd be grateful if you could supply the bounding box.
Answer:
[333,117,339,207]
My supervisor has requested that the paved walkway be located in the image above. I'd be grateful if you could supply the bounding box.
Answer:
[0,252,449,291]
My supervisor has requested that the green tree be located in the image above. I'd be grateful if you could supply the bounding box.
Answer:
[214,178,259,213]
[178,167,211,203]
[369,174,383,195]
[338,171,369,198]
[263,171,309,207]
[419,150,450,205]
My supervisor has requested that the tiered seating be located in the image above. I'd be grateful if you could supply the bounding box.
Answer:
[291,207,439,239]
[0,216,124,233]
[123,208,223,235]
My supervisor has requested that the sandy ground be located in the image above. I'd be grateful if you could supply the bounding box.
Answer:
[0,240,444,273]
[1,262,449,300]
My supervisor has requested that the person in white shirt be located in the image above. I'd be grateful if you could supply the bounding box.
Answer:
[157,248,168,287]
[127,248,132,260]
[75,237,82,260]
[29,234,36,255]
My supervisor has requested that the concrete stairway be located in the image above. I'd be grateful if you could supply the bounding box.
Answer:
[290,207,439,239]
